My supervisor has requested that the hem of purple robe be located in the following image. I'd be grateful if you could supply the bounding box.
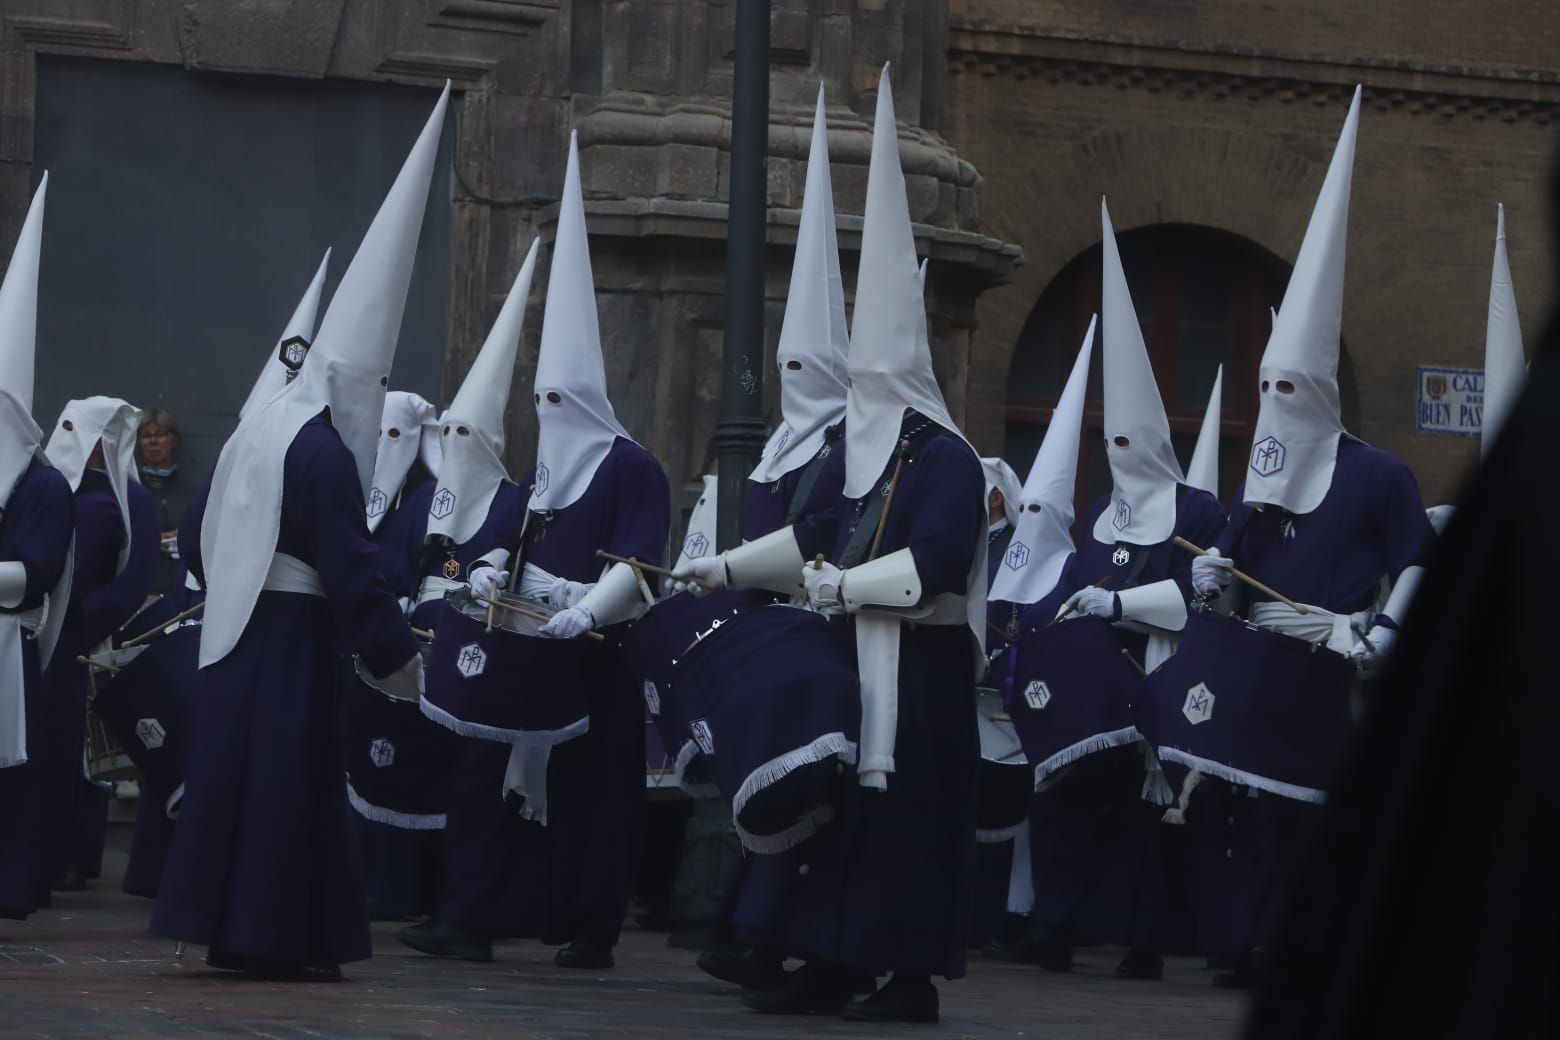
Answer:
[1156,747,1327,804]
[1031,726,1142,787]
[418,696,589,747]
[346,781,447,831]
[732,731,855,854]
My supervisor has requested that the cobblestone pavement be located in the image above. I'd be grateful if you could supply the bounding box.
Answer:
[0,844,1247,1039]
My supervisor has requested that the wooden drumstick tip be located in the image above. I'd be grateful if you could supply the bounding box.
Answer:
[1119,647,1147,677]
[812,554,825,570]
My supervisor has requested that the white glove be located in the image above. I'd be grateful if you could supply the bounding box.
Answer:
[1060,585,1117,621]
[470,565,509,602]
[538,605,595,639]
[802,561,844,615]
[670,555,728,598]
[1191,553,1235,597]
[1347,624,1397,678]
[548,576,591,607]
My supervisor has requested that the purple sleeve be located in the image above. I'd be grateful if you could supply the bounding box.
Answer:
[1213,493,1249,559]
[1375,457,1434,582]
[1168,488,1229,601]
[81,483,160,644]
[1,467,74,609]
[602,445,671,568]
[791,446,846,561]
[177,475,212,590]
[902,438,985,597]
[287,426,417,678]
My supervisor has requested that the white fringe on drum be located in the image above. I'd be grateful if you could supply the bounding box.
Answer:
[975,821,1028,844]
[346,781,447,830]
[1155,747,1327,805]
[731,732,856,855]
[419,696,589,747]
[672,739,721,800]
[1030,726,1142,789]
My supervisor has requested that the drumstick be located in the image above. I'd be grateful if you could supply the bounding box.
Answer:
[867,439,912,562]
[595,550,717,592]
[477,595,606,642]
[1172,536,1309,616]
[1119,647,1147,677]
[121,600,207,648]
[1350,623,1375,653]
[1048,575,1113,627]
[494,490,537,630]
[630,564,657,606]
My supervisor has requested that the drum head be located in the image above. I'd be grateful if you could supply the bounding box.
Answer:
[88,624,199,804]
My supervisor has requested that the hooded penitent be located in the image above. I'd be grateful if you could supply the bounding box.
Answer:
[845,63,986,787]
[1481,203,1525,457]
[673,474,719,571]
[750,84,850,486]
[426,238,539,544]
[1244,87,1361,515]
[1094,199,1185,546]
[1186,365,1224,497]
[989,315,1095,606]
[239,248,332,420]
[0,175,48,511]
[981,457,1021,528]
[44,397,142,572]
[367,390,441,534]
[199,83,450,668]
[529,133,635,514]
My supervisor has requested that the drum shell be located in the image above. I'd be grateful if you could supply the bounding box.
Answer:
[1143,610,1355,802]
[975,687,1030,838]
[341,653,463,824]
[422,597,589,744]
[89,625,199,806]
[672,605,859,852]
[1008,615,1144,785]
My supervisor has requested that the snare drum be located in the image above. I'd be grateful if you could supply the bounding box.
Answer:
[421,589,589,745]
[341,634,463,828]
[1142,609,1355,803]
[975,687,1030,841]
[1008,615,1145,787]
[671,604,859,853]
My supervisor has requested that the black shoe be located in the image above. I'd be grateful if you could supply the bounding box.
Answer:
[697,946,785,989]
[1038,941,1074,973]
[841,974,939,1024]
[205,947,246,972]
[555,939,614,970]
[742,962,861,1015]
[1212,951,1257,989]
[1115,949,1163,981]
[398,919,493,962]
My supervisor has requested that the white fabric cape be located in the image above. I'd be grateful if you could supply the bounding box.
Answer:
[44,396,142,572]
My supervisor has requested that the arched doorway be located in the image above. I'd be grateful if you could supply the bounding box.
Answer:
[1005,224,1297,515]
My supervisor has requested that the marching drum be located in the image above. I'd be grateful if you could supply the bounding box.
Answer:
[671,604,859,854]
[341,632,463,828]
[86,595,205,809]
[421,588,589,745]
[1142,608,1355,803]
[975,687,1030,840]
[1007,615,1146,787]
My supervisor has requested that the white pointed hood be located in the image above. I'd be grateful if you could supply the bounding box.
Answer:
[0,175,47,509]
[1482,203,1525,457]
[981,458,1021,528]
[673,474,720,570]
[428,238,538,543]
[45,397,142,573]
[844,64,970,499]
[751,85,850,485]
[240,248,331,419]
[991,315,1094,606]
[367,390,440,533]
[530,132,634,513]
[1094,199,1184,546]
[1186,365,1223,495]
[1245,87,1359,515]
[200,83,449,668]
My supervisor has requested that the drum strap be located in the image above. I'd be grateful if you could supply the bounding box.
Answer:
[782,421,844,526]
[838,424,945,568]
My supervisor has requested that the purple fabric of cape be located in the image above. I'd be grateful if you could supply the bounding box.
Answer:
[438,437,669,945]
[0,461,73,919]
[152,415,417,965]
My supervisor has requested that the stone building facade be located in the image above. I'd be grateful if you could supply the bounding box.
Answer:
[0,0,1554,517]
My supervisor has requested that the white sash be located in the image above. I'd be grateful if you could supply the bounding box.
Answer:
[262,553,325,598]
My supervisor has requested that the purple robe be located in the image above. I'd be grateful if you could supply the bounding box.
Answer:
[0,461,74,918]
[1023,487,1225,953]
[1198,437,1432,954]
[438,437,669,945]
[152,415,418,965]
[743,415,984,980]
